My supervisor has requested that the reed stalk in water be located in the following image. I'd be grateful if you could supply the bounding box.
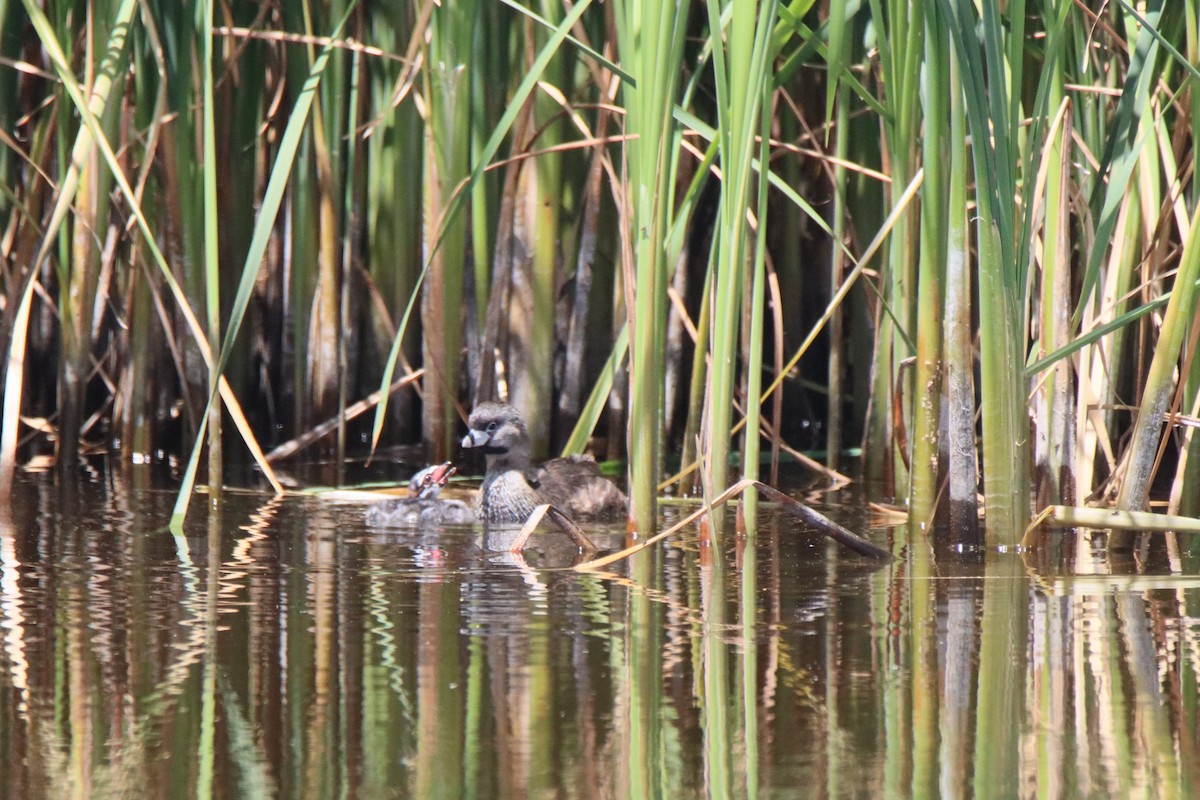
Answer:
[611,0,690,532]
[702,0,776,539]
[939,0,1035,546]
[909,2,949,529]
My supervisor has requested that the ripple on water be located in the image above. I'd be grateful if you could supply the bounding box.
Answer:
[10,469,1200,798]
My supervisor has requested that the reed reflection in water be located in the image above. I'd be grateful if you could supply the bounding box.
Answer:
[1,473,1199,798]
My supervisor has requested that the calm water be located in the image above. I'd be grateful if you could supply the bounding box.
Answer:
[1,469,1198,799]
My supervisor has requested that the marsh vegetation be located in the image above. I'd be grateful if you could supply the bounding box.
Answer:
[1,2,1198,542]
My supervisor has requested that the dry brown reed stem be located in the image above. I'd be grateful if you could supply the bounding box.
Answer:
[508,504,599,554]
[213,27,412,64]
[657,412,852,494]
[266,369,424,463]
[574,479,894,571]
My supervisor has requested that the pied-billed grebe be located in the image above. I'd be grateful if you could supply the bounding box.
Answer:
[460,402,627,523]
[364,462,473,527]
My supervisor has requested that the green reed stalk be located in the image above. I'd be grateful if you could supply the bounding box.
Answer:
[202,0,223,491]
[659,138,718,485]
[612,0,690,532]
[469,6,498,335]
[942,36,978,536]
[1042,7,1076,508]
[1035,101,1074,508]
[1113,200,1200,539]
[422,0,475,459]
[119,39,170,463]
[972,204,1028,544]
[702,0,775,535]
[864,0,922,492]
[60,35,112,474]
[819,0,850,480]
[740,76,773,528]
[155,1,206,434]
[1028,2,1075,511]
[940,0,1032,545]
[910,2,948,527]
[209,32,264,417]
[0,5,14,193]
[1060,11,1179,497]
[278,5,315,431]
[337,50,362,469]
[823,0,848,139]
[1173,2,1200,515]
[825,75,850,473]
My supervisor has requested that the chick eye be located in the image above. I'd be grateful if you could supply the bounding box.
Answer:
[486,421,498,433]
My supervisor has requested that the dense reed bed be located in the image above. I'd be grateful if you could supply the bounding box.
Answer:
[0,1,1197,545]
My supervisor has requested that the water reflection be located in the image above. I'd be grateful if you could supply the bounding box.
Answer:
[1,473,1199,798]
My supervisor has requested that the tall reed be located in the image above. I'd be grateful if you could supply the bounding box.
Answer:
[942,31,978,538]
[421,0,475,460]
[910,1,948,527]
[611,0,690,533]
[703,0,777,536]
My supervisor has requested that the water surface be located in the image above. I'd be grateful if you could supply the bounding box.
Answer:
[0,470,1197,798]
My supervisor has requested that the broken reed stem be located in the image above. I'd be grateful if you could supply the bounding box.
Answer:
[1021,504,1200,549]
[509,503,599,554]
[267,369,424,463]
[574,479,894,570]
